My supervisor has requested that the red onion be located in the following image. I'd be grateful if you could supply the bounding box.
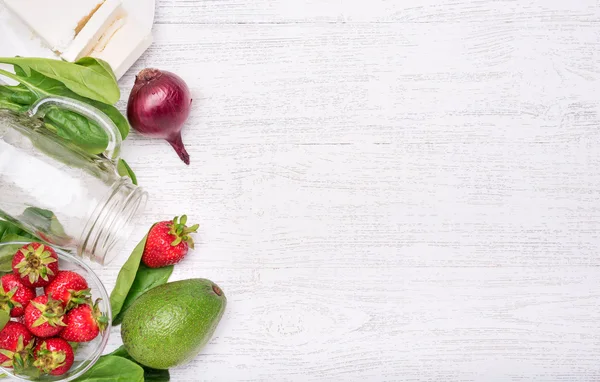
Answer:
[127,68,193,164]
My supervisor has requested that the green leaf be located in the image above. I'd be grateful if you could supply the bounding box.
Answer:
[75,57,118,85]
[88,99,129,140]
[117,159,138,185]
[44,106,108,154]
[0,57,120,104]
[106,346,129,358]
[73,355,144,382]
[112,264,173,325]
[68,342,79,353]
[109,226,154,318]
[19,207,68,243]
[0,310,9,331]
[15,365,40,379]
[107,346,169,381]
[0,220,36,242]
[142,367,170,382]
[0,82,30,112]
[0,99,26,113]
[0,84,36,106]
[0,67,129,144]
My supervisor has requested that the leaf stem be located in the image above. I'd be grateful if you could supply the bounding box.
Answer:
[0,100,24,113]
[0,68,22,85]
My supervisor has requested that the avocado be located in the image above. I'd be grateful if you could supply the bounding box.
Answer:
[121,278,226,369]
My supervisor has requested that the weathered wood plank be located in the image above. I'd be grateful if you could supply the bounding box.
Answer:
[154,0,600,24]
[99,267,600,381]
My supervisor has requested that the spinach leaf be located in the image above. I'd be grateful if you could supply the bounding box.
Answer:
[20,207,68,243]
[109,227,153,317]
[75,57,118,84]
[88,100,129,140]
[0,310,9,331]
[0,57,120,105]
[0,84,36,106]
[110,225,173,324]
[112,264,173,325]
[0,220,35,242]
[0,99,25,113]
[118,159,138,185]
[144,367,171,382]
[106,346,129,358]
[45,106,108,154]
[0,67,129,142]
[73,355,144,382]
[108,346,170,381]
[15,365,40,379]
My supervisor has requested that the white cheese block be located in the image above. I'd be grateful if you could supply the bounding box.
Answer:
[90,18,152,79]
[61,0,123,62]
[0,2,59,61]
[3,0,106,53]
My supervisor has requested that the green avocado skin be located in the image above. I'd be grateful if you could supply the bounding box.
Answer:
[121,278,227,369]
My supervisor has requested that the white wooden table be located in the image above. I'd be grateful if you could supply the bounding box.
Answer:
[97,1,600,380]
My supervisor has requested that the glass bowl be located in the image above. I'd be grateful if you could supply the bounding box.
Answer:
[0,241,111,381]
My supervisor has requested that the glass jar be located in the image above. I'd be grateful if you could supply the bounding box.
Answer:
[0,96,147,265]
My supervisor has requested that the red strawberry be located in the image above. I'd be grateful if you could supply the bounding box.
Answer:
[142,215,198,268]
[60,299,108,342]
[12,243,59,288]
[33,338,74,376]
[0,274,35,317]
[0,321,34,370]
[24,295,66,338]
[44,271,90,309]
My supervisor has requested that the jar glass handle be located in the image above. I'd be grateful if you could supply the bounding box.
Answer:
[27,96,122,160]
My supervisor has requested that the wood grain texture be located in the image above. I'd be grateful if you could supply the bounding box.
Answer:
[97,267,600,381]
[155,0,600,24]
[97,0,600,380]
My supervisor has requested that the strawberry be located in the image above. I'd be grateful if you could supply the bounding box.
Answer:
[12,243,59,288]
[142,215,198,268]
[142,215,199,268]
[33,338,74,376]
[60,299,108,342]
[24,295,66,338]
[0,274,35,317]
[44,271,90,309]
[0,321,34,370]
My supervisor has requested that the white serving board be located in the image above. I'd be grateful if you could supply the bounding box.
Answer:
[0,0,155,78]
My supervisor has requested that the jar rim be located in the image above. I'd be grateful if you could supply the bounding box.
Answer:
[80,178,147,265]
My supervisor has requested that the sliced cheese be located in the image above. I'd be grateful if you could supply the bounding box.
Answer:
[90,18,152,79]
[61,0,124,62]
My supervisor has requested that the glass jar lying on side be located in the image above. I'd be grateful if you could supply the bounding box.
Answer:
[0,97,147,265]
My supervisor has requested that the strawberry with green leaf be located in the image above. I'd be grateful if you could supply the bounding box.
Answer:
[33,338,74,376]
[0,274,35,317]
[0,322,34,371]
[142,215,199,268]
[61,299,108,342]
[12,243,59,288]
[24,295,66,338]
[44,270,90,309]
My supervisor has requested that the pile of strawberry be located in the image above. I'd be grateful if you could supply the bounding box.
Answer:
[0,243,107,376]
